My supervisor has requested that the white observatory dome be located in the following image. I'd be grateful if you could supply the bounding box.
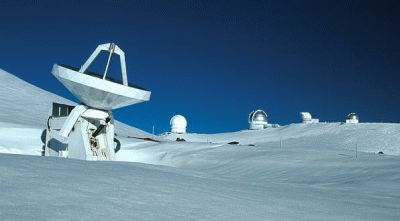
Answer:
[345,113,359,124]
[249,110,268,130]
[300,112,312,123]
[170,115,187,133]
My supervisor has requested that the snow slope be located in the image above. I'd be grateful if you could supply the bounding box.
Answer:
[163,122,400,155]
[1,139,400,220]
[1,69,400,220]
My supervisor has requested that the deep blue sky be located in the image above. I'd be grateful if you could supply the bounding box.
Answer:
[1,0,399,134]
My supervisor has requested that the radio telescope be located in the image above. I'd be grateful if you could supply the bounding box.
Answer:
[45,43,151,161]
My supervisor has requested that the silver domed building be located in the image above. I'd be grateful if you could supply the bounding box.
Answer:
[345,113,359,124]
[248,110,269,130]
[300,112,312,123]
[300,112,319,123]
[170,115,187,133]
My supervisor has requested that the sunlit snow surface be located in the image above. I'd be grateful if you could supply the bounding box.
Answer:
[1,69,400,220]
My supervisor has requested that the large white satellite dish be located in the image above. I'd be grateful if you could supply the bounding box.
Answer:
[45,43,151,161]
[52,43,150,110]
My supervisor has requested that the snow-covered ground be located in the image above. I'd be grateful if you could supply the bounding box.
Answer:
[163,122,400,155]
[1,68,400,220]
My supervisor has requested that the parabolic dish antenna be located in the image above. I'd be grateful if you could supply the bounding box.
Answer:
[52,43,151,110]
[45,43,151,161]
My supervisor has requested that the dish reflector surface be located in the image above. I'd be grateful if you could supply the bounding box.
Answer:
[52,64,150,110]
[52,43,151,110]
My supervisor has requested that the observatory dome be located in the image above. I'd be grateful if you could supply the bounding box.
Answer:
[300,112,312,123]
[170,115,187,133]
[248,110,268,130]
[345,113,359,124]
